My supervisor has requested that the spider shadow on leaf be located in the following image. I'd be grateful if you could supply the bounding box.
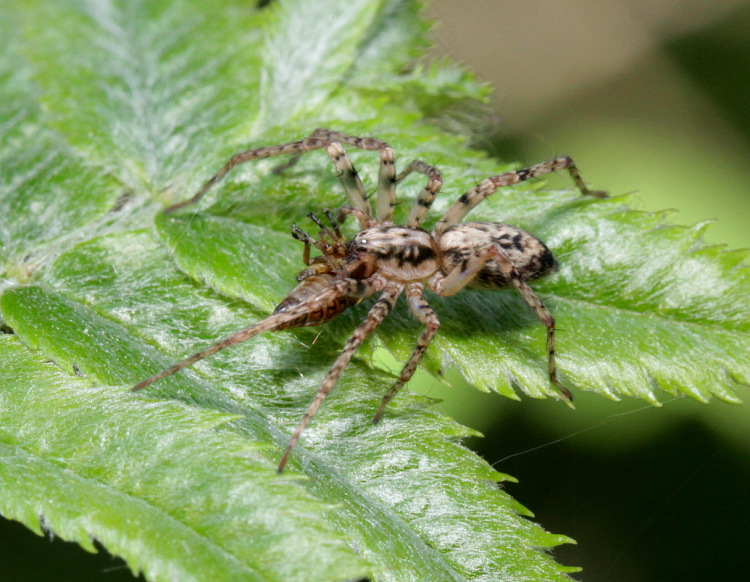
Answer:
[431,287,548,337]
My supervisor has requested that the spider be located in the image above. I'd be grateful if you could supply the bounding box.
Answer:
[133,129,606,472]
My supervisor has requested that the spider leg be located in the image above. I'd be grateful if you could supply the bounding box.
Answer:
[429,248,498,297]
[272,128,391,173]
[132,277,380,391]
[429,245,572,403]
[375,146,397,223]
[373,282,440,423]
[165,137,322,213]
[484,245,572,402]
[305,129,390,154]
[164,128,391,214]
[325,143,372,228]
[397,160,443,228]
[278,281,404,472]
[434,156,606,236]
[335,206,372,226]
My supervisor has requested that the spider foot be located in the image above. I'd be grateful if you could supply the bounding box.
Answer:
[585,188,609,198]
[553,378,576,409]
[372,406,385,424]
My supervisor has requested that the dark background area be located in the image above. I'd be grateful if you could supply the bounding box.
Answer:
[2,1,749,580]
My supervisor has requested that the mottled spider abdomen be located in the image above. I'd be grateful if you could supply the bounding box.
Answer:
[440,222,557,287]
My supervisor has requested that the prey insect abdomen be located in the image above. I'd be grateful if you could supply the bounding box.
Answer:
[273,273,359,328]
[440,222,557,288]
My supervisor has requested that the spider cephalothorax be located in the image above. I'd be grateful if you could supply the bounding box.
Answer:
[134,129,605,471]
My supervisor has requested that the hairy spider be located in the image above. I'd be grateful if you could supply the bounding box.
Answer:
[133,129,606,472]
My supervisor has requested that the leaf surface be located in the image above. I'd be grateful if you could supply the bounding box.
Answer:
[1,0,748,581]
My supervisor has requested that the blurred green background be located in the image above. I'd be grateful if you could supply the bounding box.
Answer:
[3,1,749,580]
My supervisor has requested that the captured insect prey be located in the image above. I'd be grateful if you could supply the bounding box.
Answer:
[133,129,606,472]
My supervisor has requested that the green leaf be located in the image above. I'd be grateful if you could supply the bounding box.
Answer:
[0,13,121,278]
[14,0,266,195]
[1,239,574,581]
[1,0,748,581]
[254,0,383,130]
[379,190,750,404]
[0,335,368,581]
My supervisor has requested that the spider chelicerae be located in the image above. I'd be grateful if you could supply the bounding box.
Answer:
[134,129,606,472]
